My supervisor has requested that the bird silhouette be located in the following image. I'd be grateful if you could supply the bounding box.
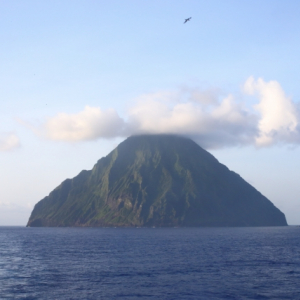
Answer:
[184,17,191,24]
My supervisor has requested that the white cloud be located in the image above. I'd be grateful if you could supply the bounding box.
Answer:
[0,133,20,152]
[27,77,300,149]
[244,77,298,146]
[126,92,257,148]
[44,106,125,142]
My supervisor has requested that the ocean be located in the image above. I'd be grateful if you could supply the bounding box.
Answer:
[0,226,299,299]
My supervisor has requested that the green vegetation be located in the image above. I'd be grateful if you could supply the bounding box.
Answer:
[27,135,287,227]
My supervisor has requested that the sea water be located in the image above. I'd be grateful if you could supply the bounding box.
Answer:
[0,226,299,299]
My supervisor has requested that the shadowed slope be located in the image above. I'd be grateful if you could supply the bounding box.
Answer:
[27,135,287,227]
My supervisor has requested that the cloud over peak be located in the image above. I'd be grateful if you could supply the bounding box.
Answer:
[125,92,257,148]
[29,77,300,149]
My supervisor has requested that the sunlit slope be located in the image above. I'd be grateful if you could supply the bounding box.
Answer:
[27,135,287,227]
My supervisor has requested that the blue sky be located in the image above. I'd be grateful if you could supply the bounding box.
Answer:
[1,0,300,225]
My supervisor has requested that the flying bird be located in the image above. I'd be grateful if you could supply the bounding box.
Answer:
[184,17,191,24]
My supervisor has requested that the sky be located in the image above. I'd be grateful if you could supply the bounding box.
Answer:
[1,0,300,225]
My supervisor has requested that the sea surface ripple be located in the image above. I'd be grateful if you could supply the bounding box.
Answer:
[0,226,300,299]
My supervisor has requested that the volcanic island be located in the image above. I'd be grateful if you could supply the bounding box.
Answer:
[27,135,287,227]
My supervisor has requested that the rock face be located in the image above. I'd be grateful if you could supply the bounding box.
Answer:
[27,135,287,227]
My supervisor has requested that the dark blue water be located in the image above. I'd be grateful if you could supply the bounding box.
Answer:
[0,227,300,299]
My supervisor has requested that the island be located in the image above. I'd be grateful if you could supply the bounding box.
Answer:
[27,134,287,227]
